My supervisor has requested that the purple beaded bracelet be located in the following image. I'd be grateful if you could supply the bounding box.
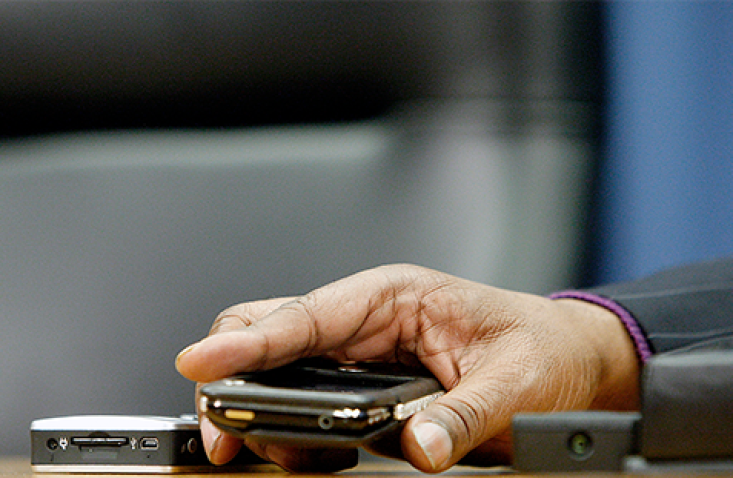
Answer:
[549,291,653,363]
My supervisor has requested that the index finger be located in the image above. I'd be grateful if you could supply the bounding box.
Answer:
[175,266,420,383]
[175,297,292,382]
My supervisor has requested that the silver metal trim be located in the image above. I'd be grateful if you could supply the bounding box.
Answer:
[393,391,445,421]
[32,464,215,474]
[31,415,198,432]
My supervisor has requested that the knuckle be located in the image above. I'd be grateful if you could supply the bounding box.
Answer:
[208,303,257,336]
[287,295,322,357]
[208,297,297,337]
[434,389,494,446]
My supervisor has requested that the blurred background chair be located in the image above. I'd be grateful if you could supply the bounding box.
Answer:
[0,1,601,455]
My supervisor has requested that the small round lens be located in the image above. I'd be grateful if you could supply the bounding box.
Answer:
[568,432,593,459]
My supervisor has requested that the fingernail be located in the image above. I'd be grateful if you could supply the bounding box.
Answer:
[413,422,452,471]
[175,343,198,367]
[200,416,223,464]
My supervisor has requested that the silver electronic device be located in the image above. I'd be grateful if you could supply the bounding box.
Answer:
[31,414,262,474]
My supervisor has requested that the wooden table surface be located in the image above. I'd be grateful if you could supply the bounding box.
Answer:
[0,456,506,478]
[5,455,733,478]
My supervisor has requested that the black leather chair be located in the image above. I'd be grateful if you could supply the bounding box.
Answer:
[0,1,601,456]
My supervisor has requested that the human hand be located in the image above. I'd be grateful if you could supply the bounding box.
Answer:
[175,264,640,473]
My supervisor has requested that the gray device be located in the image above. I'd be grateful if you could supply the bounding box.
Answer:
[31,415,261,473]
[627,350,733,472]
[512,350,733,473]
[512,411,640,472]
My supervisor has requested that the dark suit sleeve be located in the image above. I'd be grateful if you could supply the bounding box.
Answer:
[584,258,733,355]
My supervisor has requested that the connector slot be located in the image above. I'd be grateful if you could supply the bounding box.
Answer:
[139,437,159,450]
[70,436,129,447]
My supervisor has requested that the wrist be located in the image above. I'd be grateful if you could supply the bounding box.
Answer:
[552,298,642,411]
[550,291,652,363]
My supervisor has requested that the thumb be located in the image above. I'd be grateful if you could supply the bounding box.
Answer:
[401,386,509,473]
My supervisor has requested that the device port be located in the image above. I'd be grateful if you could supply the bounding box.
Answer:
[139,437,159,450]
[71,437,129,447]
[186,438,198,454]
[318,415,335,430]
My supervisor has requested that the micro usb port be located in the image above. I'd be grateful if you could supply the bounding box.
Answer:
[139,437,159,450]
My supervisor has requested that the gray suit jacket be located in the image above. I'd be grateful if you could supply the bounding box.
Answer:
[588,258,733,354]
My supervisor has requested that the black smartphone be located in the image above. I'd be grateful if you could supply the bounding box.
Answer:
[30,415,263,473]
[199,359,445,447]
